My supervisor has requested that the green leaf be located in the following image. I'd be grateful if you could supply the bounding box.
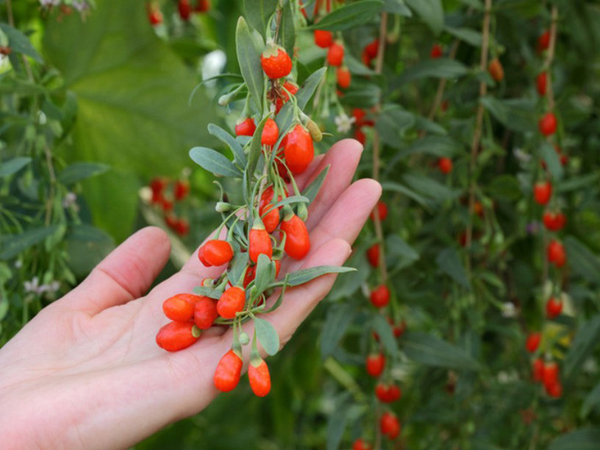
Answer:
[445,26,482,47]
[236,17,265,112]
[486,174,522,201]
[376,109,415,147]
[339,80,381,107]
[564,316,600,379]
[0,299,9,321]
[372,314,399,356]
[254,317,280,356]
[190,147,242,178]
[380,181,433,209]
[0,157,32,177]
[286,266,355,287]
[0,225,59,260]
[326,401,349,450]
[301,165,330,204]
[539,142,563,181]
[192,286,222,300]
[321,303,357,359]
[480,97,537,132]
[227,252,250,287]
[383,0,412,16]
[271,195,310,209]
[403,332,480,370]
[398,136,460,158]
[397,59,468,84]
[208,124,246,166]
[254,254,273,295]
[68,224,113,243]
[581,382,600,418]
[548,428,600,450]
[345,54,376,75]
[43,0,216,241]
[246,117,268,197]
[556,173,600,194]
[436,248,470,289]
[306,1,383,31]
[402,173,460,203]
[280,1,296,57]
[564,237,600,284]
[404,0,444,35]
[0,23,43,62]
[244,0,278,38]
[57,162,110,185]
[276,67,326,133]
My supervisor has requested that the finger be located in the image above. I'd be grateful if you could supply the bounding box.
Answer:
[60,227,171,315]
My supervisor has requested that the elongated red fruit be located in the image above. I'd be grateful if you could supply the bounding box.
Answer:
[214,349,243,392]
[194,296,218,329]
[248,359,271,397]
[163,295,195,322]
[198,240,234,267]
[217,286,246,319]
[280,213,310,260]
[156,321,199,352]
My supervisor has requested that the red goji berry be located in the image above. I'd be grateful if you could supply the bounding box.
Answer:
[536,72,547,96]
[430,43,443,59]
[532,358,544,382]
[370,201,388,221]
[198,240,234,267]
[194,0,210,12]
[539,112,557,136]
[178,0,191,21]
[261,118,279,146]
[156,321,199,352]
[438,157,453,174]
[547,239,566,268]
[174,180,190,201]
[367,243,380,268]
[217,286,246,319]
[546,297,563,319]
[248,359,271,397]
[235,117,256,137]
[214,349,243,392]
[366,353,385,377]
[546,380,562,398]
[543,211,566,232]
[261,45,293,79]
[283,124,314,174]
[249,220,273,263]
[163,294,196,322]
[538,30,550,52]
[533,181,552,205]
[280,211,310,260]
[380,412,401,439]
[352,439,372,450]
[194,296,218,329]
[327,42,345,67]
[314,30,333,48]
[525,332,541,353]
[336,67,351,88]
[488,58,504,82]
[370,285,390,308]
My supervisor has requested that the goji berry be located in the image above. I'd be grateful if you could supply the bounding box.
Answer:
[148,7,163,25]
[261,118,279,146]
[546,380,562,398]
[352,439,372,450]
[178,0,191,21]
[284,124,314,174]
[532,358,544,382]
[336,67,351,88]
[430,43,443,59]
[214,349,243,392]
[249,220,273,263]
[543,361,559,390]
[367,243,380,268]
[235,117,256,137]
[546,297,563,319]
[370,285,390,308]
[248,359,271,397]
[261,45,293,79]
[547,239,566,268]
[370,201,388,221]
[525,332,541,353]
[198,239,234,267]
[163,294,196,322]
[217,286,246,319]
[175,218,189,236]
[543,211,566,231]
[314,30,333,48]
[260,185,286,233]
[156,321,199,352]
[327,42,345,67]
[243,265,256,288]
[438,157,453,174]
[280,211,310,260]
[539,112,557,136]
[538,30,550,52]
[533,181,552,205]
[488,58,504,82]
[380,411,400,439]
[194,0,210,12]
[194,296,218,329]
[366,353,385,377]
[364,39,379,59]
[174,180,190,200]
[536,72,547,96]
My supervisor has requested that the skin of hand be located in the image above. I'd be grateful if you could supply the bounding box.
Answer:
[0,139,381,450]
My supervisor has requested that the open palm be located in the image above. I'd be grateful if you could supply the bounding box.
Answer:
[0,140,380,450]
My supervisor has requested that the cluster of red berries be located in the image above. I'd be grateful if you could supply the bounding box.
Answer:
[147,0,210,26]
[352,107,375,146]
[525,332,563,398]
[313,29,350,89]
[149,177,191,236]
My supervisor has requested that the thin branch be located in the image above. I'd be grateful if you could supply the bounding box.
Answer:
[544,6,558,111]
[427,40,460,120]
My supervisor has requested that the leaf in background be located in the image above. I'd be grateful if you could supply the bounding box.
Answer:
[403,331,480,370]
[280,0,296,57]
[254,253,273,295]
[564,237,600,284]
[68,224,114,243]
[192,286,222,300]
[236,16,265,112]
[57,162,110,185]
[386,235,419,271]
[402,173,460,203]
[380,181,433,209]
[0,157,32,177]
[326,398,349,450]
[254,317,280,356]
[307,1,383,31]
[0,225,59,260]
[376,109,415,147]
[320,303,357,359]
[480,97,537,133]
[0,23,43,62]
[564,315,600,379]
[436,248,470,289]
[227,251,250,287]
[397,59,468,84]
[286,266,355,286]
[405,0,444,35]
[372,314,399,356]
[548,428,600,450]
[208,124,246,166]
[580,382,600,418]
[383,0,412,16]
[538,142,563,180]
[243,0,278,39]
[190,147,242,178]
[445,26,482,46]
[276,67,326,132]
[43,0,216,241]
[301,165,330,204]
[486,174,522,201]
[556,173,600,194]
[340,80,381,107]
[399,136,460,158]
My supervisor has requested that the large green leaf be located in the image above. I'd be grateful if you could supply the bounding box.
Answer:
[236,16,264,112]
[405,0,444,35]
[548,428,600,450]
[403,332,480,370]
[564,315,600,379]
[244,0,278,38]
[43,0,215,241]
[307,1,383,31]
[397,59,468,84]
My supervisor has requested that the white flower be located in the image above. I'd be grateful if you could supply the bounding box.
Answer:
[139,186,152,204]
[24,277,41,294]
[63,192,78,208]
[15,260,23,269]
[334,113,356,133]
[501,302,516,318]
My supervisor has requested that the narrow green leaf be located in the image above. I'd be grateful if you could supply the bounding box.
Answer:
[548,428,600,450]
[244,0,278,39]
[397,59,468,84]
[321,303,357,359]
[383,0,412,16]
[564,316,600,379]
[271,195,309,209]
[208,124,247,166]
[556,173,600,194]
[326,402,349,450]
[307,1,383,31]
[254,317,280,356]
[68,224,113,243]
[372,314,399,356]
[190,147,242,177]
[0,226,59,260]
[236,17,264,112]
[280,1,296,56]
[0,23,43,62]
[302,165,330,204]
[564,237,600,284]
[246,117,268,196]
[376,109,415,147]
[57,162,110,185]
[445,26,482,46]
[403,331,480,370]
[398,136,460,158]
[539,141,563,180]
[0,157,32,177]
[404,0,444,35]
[0,299,9,321]
[192,286,222,300]
[254,254,273,295]
[402,174,460,203]
[481,97,537,132]
[227,252,250,287]
[581,382,600,418]
[286,266,355,287]
[380,181,433,209]
[436,248,470,289]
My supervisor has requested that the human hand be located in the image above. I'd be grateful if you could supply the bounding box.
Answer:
[0,139,381,450]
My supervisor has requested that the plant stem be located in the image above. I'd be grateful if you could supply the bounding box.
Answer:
[465,0,492,269]
[427,40,460,120]
[544,6,559,112]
